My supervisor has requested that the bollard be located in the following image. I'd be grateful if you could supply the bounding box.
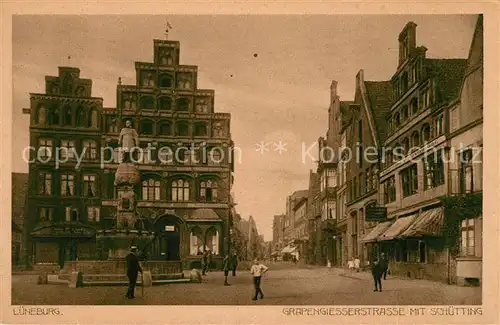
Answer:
[142,271,153,287]
[69,271,84,288]
[37,272,48,285]
[189,269,202,283]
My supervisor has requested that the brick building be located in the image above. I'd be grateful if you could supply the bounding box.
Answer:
[12,172,29,266]
[23,38,234,270]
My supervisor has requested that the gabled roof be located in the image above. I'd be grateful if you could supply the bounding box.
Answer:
[425,58,467,104]
[364,81,394,143]
[340,101,354,130]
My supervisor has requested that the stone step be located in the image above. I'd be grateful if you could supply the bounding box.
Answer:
[82,273,184,282]
[84,278,191,286]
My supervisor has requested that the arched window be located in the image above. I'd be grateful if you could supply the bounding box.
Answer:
[190,227,203,255]
[422,124,431,143]
[159,74,173,88]
[160,55,173,66]
[401,105,409,121]
[208,148,223,165]
[37,105,47,125]
[402,138,409,155]
[75,86,85,97]
[140,119,154,135]
[87,108,98,128]
[176,98,190,112]
[411,131,420,148]
[158,146,173,164]
[393,143,403,162]
[76,107,86,127]
[123,94,136,110]
[195,100,209,113]
[62,75,73,95]
[142,178,160,201]
[158,97,172,110]
[205,228,219,255]
[49,106,60,125]
[158,121,172,136]
[140,96,155,110]
[63,106,72,126]
[177,79,191,89]
[411,98,418,115]
[200,179,218,201]
[394,112,401,128]
[194,122,207,136]
[172,179,190,201]
[176,121,189,136]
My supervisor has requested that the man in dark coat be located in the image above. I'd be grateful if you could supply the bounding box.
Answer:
[380,253,389,280]
[223,254,231,286]
[201,250,208,275]
[230,253,238,276]
[371,258,383,292]
[125,246,143,299]
[207,250,213,272]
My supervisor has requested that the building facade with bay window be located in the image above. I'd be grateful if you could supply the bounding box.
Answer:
[23,38,234,270]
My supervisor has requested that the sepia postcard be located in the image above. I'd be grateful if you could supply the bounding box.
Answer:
[1,1,499,324]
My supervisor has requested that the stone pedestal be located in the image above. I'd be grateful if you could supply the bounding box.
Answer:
[142,271,153,287]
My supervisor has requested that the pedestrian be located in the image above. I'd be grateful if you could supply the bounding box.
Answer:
[354,256,361,272]
[380,253,389,280]
[223,254,231,286]
[250,258,268,301]
[207,250,213,272]
[348,259,354,271]
[231,253,238,276]
[125,246,143,299]
[201,250,208,275]
[371,258,383,292]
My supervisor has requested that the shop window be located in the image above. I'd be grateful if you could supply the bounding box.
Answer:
[205,228,219,255]
[423,150,445,190]
[401,163,418,197]
[190,227,204,255]
[460,218,476,256]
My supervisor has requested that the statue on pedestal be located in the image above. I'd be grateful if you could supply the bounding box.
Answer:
[119,120,139,163]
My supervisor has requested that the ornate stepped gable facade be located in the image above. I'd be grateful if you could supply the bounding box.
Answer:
[24,39,234,269]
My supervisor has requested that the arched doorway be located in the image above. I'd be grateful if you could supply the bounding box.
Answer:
[153,215,182,261]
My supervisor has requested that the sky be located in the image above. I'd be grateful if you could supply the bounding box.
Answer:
[12,15,477,241]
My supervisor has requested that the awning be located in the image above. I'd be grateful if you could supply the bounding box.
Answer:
[378,214,417,241]
[361,221,393,243]
[400,208,444,237]
[281,246,297,254]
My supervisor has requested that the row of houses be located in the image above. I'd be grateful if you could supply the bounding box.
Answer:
[273,15,483,285]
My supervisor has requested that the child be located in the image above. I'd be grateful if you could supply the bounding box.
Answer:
[250,259,268,301]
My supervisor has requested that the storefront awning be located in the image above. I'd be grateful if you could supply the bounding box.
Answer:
[400,208,444,237]
[281,246,297,254]
[378,214,417,241]
[361,221,393,243]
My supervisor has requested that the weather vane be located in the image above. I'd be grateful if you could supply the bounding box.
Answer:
[165,19,173,40]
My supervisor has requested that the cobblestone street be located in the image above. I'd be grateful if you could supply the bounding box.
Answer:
[12,265,481,305]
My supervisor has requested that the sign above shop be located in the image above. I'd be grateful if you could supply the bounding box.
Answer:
[366,206,388,221]
[165,225,175,231]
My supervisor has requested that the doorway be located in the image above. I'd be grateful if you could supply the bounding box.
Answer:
[154,215,182,261]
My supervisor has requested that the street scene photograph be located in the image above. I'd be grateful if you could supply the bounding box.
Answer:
[10,13,483,307]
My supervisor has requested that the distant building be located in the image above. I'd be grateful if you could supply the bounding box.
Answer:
[272,214,285,252]
[12,173,28,266]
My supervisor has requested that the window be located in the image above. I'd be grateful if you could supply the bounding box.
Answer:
[450,107,459,132]
[422,124,431,143]
[407,240,426,263]
[402,138,409,155]
[190,227,203,255]
[142,179,160,201]
[433,114,444,137]
[76,107,86,127]
[172,179,190,201]
[205,228,219,255]
[82,174,97,197]
[140,96,155,110]
[410,98,418,115]
[327,201,336,219]
[63,106,72,125]
[423,150,445,190]
[60,173,75,196]
[460,218,475,256]
[140,120,154,135]
[176,98,190,111]
[38,207,53,222]
[65,207,79,222]
[327,169,337,188]
[195,100,209,113]
[176,121,189,136]
[38,139,53,159]
[421,89,431,109]
[158,121,172,135]
[158,146,173,164]
[194,122,207,136]
[394,113,401,128]
[159,74,173,88]
[460,149,474,194]
[208,148,223,165]
[158,97,172,111]
[401,105,409,122]
[180,148,197,165]
[59,140,76,160]
[401,164,418,197]
[358,173,363,196]
[383,176,396,203]
[106,117,118,133]
[364,169,370,193]
[87,108,98,128]
[177,79,191,89]
[87,207,100,223]
[200,180,218,201]
[38,172,52,195]
[83,140,98,160]
[411,131,420,148]
[370,165,377,190]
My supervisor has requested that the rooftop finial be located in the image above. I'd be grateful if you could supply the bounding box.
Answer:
[118,77,122,85]
[165,19,172,40]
